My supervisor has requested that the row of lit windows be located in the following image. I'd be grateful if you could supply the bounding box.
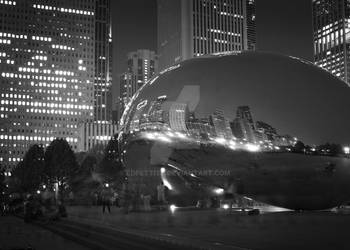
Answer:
[33,4,94,16]
[210,29,242,37]
[51,44,75,51]
[0,32,26,39]
[60,33,91,40]
[0,0,16,6]
[0,99,92,110]
[0,39,11,44]
[0,134,78,143]
[1,93,30,99]
[1,72,81,82]
[32,55,47,61]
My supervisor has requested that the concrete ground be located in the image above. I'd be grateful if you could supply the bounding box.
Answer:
[0,216,89,250]
[67,205,350,250]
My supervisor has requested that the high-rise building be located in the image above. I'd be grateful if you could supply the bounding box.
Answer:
[94,0,113,122]
[157,0,256,71]
[231,106,256,143]
[119,49,158,119]
[77,122,118,152]
[77,0,117,153]
[168,102,189,132]
[312,0,350,85]
[210,109,233,139]
[247,0,256,50]
[0,0,96,170]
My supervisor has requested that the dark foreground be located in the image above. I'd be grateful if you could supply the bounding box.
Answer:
[2,207,350,250]
[0,216,88,250]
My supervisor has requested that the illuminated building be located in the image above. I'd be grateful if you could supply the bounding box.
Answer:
[157,0,256,71]
[255,121,277,142]
[79,0,116,153]
[231,106,256,143]
[187,117,216,140]
[0,0,96,170]
[168,102,189,132]
[94,0,113,122]
[247,0,256,50]
[119,49,158,120]
[210,109,233,139]
[77,122,118,152]
[312,0,350,85]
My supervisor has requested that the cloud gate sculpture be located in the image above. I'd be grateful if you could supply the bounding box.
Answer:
[118,51,350,210]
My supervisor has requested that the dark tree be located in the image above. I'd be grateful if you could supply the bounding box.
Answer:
[293,141,305,153]
[12,144,45,193]
[98,135,123,186]
[44,138,79,199]
[317,143,343,156]
[70,154,98,191]
[0,168,5,202]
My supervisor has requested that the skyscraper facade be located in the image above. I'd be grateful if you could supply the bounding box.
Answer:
[312,0,350,85]
[0,0,96,170]
[246,0,256,50]
[231,106,256,143]
[119,49,158,119]
[76,0,117,153]
[157,0,256,71]
[94,0,113,122]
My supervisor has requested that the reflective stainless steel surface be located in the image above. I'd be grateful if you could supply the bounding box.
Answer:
[118,51,350,210]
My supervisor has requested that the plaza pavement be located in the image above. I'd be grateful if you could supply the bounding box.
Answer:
[65,205,350,250]
[0,216,89,250]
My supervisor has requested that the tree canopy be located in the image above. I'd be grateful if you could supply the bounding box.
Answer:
[44,138,79,196]
[12,144,45,193]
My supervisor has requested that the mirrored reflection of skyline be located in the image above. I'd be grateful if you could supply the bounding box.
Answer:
[124,89,297,152]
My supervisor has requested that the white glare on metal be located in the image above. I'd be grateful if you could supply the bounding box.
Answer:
[144,132,155,140]
[246,143,260,152]
[214,188,224,195]
[158,135,172,143]
[170,204,177,213]
[274,146,280,150]
[175,132,186,138]
[344,146,350,154]
[105,183,109,188]
[215,137,226,145]
[166,132,175,137]
[229,140,236,146]
[223,204,230,209]
[160,168,173,190]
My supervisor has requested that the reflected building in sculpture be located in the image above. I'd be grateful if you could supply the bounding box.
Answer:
[255,121,277,142]
[157,0,256,71]
[312,0,350,85]
[210,109,233,139]
[231,106,256,143]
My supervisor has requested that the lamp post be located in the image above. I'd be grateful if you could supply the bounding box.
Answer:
[344,146,350,158]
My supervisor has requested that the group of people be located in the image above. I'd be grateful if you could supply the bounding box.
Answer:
[96,182,168,214]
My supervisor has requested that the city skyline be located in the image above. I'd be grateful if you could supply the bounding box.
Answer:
[2,2,350,249]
